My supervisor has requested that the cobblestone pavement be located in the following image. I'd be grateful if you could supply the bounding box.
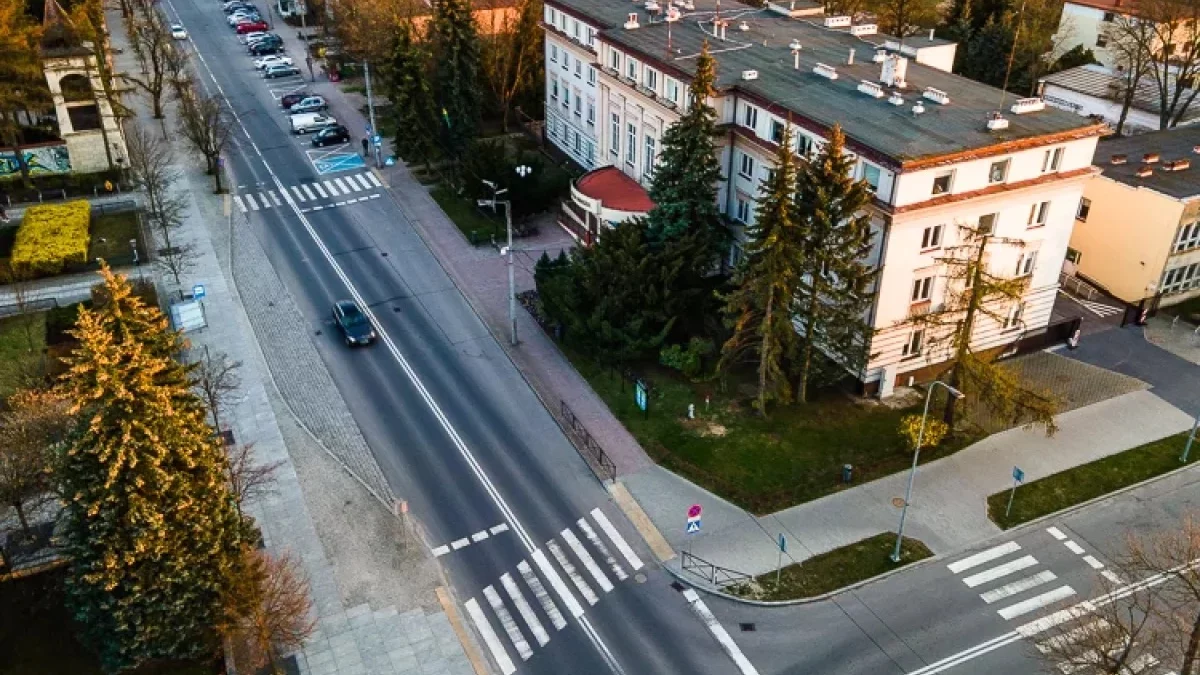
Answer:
[1145,315,1200,366]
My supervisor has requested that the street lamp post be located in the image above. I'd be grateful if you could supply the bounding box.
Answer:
[480,165,532,348]
[891,381,965,563]
[1181,413,1199,463]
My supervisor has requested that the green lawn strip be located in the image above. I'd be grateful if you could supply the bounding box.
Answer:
[562,347,978,514]
[727,533,933,601]
[987,432,1193,529]
[88,211,144,264]
[430,185,502,244]
[0,311,47,397]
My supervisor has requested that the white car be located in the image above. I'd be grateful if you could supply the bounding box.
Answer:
[243,31,271,44]
[227,10,258,24]
[254,54,294,70]
[169,24,187,39]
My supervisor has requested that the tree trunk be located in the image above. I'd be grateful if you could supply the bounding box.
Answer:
[213,158,224,194]
[12,500,32,537]
[797,285,820,404]
[942,238,989,425]
[1181,609,1200,675]
[758,293,774,416]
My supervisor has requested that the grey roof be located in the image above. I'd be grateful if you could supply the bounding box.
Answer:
[1041,64,1200,125]
[1094,126,1200,199]
[562,0,1103,164]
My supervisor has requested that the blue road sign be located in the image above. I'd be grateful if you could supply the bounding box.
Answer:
[192,284,206,300]
[686,520,701,534]
[779,534,786,553]
[1013,466,1025,483]
[372,134,382,146]
[635,379,648,412]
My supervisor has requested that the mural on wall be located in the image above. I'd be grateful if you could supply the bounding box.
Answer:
[0,144,72,178]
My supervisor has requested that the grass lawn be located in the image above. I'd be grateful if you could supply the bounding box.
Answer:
[565,349,979,514]
[0,311,47,398]
[89,211,145,265]
[0,569,220,675]
[987,432,1193,529]
[430,185,502,244]
[727,533,933,601]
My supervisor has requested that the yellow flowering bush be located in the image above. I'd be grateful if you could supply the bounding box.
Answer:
[12,200,92,276]
[898,413,949,452]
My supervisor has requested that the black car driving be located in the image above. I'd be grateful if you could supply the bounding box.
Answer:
[311,125,350,147]
[332,300,375,346]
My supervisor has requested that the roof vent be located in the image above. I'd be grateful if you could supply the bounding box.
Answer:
[1110,154,1127,164]
[679,0,694,8]
[645,0,660,10]
[1164,158,1191,171]
[1142,152,1160,164]
[986,111,1009,131]
[1135,166,1153,178]
[741,69,759,81]
[923,87,950,105]
[881,54,908,88]
[738,20,750,30]
[624,12,640,28]
[912,102,926,115]
[813,63,838,80]
[1193,145,1200,154]
[789,39,802,51]
[1010,97,1046,114]
[873,49,887,63]
[887,92,904,106]
[823,15,851,27]
[665,4,681,20]
[850,23,878,36]
[858,80,884,98]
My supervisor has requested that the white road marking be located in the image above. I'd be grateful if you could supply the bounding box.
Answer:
[290,186,307,202]
[312,182,328,198]
[1102,570,1124,585]
[484,584,533,661]
[578,517,626,581]
[464,597,516,675]
[368,193,382,200]
[518,560,566,631]
[244,193,260,210]
[1083,555,1105,570]
[335,201,346,207]
[353,173,374,190]
[233,195,247,213]
[490,523,510,535]
[998,585,1076,620]
[301,183,317,200]
[562,528,613,593]
[1047,527,1067,541]
[591,508,644,572]
[548,539,598,606]
[949,542,1022,574]
[1065,540,1086,555]
[979,570,1058,604]
[1016,606,1090,638]
[431,545,450,557]
[322,179,339,196]
[530,549,584,619]
[1035,618,1111,654]
[334,177,352,193]
[963,555,1039,588]
[366,172,383,187]
[472,530,490,543]
[268,190,281,206]
[451,538,470,550]
[501,573,549,648]
[311,205,324,211]
[682,589,760,675]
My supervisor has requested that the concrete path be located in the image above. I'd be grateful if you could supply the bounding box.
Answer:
[1144,315,1200,367]
[0,265,148,308]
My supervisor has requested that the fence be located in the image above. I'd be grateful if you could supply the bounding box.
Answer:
[559,400,617,484]
[0,297,58,318]
[1058,271,1103,302]
[680,550,753,588]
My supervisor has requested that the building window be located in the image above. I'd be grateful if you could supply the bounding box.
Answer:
[1076,197,1091,222]
[587,100,595,126]
[911,276,933,303]
[643,134,656,176]
[1028,201,1051,227]
[1016,250,1038,277]
[573,92,582,118]
[794,133,813,157]
[549,117,558,138]
[921,224,943,250]
[588,67,596,85]
[742,104,758,130]
[548,8,556,24]
[586,142,595,164]
[728,240,744,267]
[1004,302,1025,330]
[739,152,755,179]
[586,28,595,48]
[558,12,565,31]
[902,329,924,358]
[978,213,997,234]
[575,60,582,78]
[626,59,638,81]
[572,19,580,40]
[1043,147,1064,172]
[932,170,953,195]
[562,87,570,110]
[645,68,658,91]
[609,50,620,71]
[1066,247,1082,264]
[574,132,582,154]
[610,113,620,158]
[626,123,637,165]
[666,78,680,105]
[735,197,752,224]
[988,159,1009,184]
[769,119,785,144]
[562,52,569,72]
[1096,35,1108,48]
[1102,10,1115,21]
[1162,263,1200,294]
[862,163,881,193]
[1176,222,1200,253]
[550,77,559,101]
[550,45,558,63]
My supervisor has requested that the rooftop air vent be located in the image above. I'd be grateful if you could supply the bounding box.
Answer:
[645,0,660,10]
[850,23,878,36]
[741,69,759,81]
[858,80,884,98]
[679,0,694,7]
[922,87,950,105]
[1143,152,1160,163]
[823,15,851,27]
[1193,144,1200,154]
[1135,166,1153,178]
[789,39,802,51]
[873,49,887,63]
[986,111,1009,130]
[1164,158,1191,171]
[881,55,908,88]
[1110,154,1127,164]
[887,92,904,106]
[1010,97,1046,114]
[738,20,750,30]
[813,63,838,80]
[912,102,926,115]
[624,12,640,28]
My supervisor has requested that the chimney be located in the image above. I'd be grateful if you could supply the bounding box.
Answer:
[1135,166,1153,177]
[1164,159,1191,171]
[881,54,908,88]
[1143,152,1160,164]
[848,48,855,65]
[1110,154,1127,164]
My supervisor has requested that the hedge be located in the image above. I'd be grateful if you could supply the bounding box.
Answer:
[12,200,91,276]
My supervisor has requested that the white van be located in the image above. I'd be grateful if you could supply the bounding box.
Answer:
[289,113,337,135]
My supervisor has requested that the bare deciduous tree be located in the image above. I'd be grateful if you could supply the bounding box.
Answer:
[125,123,194,284]
[177,83,236,193]
[228,548,317,674]
[194,348,242,434]
[225,442,282,518]
[123,3,181,120]
[1107,15,1156,135]
[0,389,70,539]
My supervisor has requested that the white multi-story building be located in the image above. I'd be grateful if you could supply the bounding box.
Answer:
[543,0,1106,396]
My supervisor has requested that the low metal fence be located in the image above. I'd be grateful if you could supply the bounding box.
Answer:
[559,399,617,484]
[0,297,58,318]
[680,551,753,588]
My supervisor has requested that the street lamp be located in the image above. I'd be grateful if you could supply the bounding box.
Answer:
[1181,413,1199,463]
[891,380,965,563]
[478,165,532,347]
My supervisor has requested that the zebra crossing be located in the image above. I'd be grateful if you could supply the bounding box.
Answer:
[233,171,384,214]
[464,508,644,674]
[948,540,1075,622]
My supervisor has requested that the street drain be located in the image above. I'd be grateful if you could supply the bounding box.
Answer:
[634,574,647,584]
[739,623,756,632]
[670,581,685,592]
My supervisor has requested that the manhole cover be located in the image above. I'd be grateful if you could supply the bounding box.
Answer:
[740,623,756,632]
[634,573,646,584]
[393,306,402,312]
[314,329,322,335]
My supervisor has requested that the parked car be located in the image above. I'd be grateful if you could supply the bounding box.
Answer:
[235,20,269,34]
[248,38,282,55]
[241,30,268,43]
[331,300,375,346]
[289,112,337,134]
[254,54,294,70]
[279,92,310,109]
[244,31,276,45]
[311,125,350,147]
[228,10,260,24]
[287,95,326,114]
[169,23,187,39]
[263,63,300,78]
[222,0,254,11]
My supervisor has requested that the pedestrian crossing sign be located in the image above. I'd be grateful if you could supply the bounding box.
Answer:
[686,520,701,534]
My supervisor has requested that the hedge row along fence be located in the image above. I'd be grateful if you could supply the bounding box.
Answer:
[12,200,91,277]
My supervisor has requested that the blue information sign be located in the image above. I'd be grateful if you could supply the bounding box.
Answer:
[1012,466,1025,483]
[192,284,206,300]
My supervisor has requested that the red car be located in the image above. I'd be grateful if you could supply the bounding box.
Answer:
[235,19,268,33]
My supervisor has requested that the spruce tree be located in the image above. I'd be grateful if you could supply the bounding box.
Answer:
[718,126,805,415]
[57,267,251,672]
[792,124,877,402]
[430,0,482,162]
[386,22,439,168]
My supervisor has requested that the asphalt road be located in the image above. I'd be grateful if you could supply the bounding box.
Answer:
[165,2,741,674]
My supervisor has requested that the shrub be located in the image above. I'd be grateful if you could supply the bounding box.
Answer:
[11,200,91,276]
[659,338,715,379]
[898,413,949,451]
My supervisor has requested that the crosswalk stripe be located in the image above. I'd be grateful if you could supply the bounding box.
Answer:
[334,177,353,193]
[547,540,598,606]
[345,176,363,192]
[949,542,1022,574]
[322,180,339,196]
[998,585,1076,620]
[290,186,307,202]
[1047,527,1067,541]
[561,528,613,593]
[1035,618,1111,654]
[1016,606,1090,638]
[306,183,322,199]
[365,171,383,188]
[530,549,584,619]
[268,190,281,206]
[517,560,566,631]
[963,555,1039,588]
[483,585,533,661]
[244,193,260,211]
[1083,555,1105,570]
[1065,540,1085,555]
[234,195,247,213]
[353,173,374,190]
[464,598,516,675]
[980,570,1058,604]
[578,517,626,581]
[591,508,644,572]
[501,573,549,647]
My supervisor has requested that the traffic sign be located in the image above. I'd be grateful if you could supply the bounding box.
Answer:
[778,534,786,553]
[372,134,382,146]
[687,504,702,520]
[365,124,372,135]
[686,520,701,534]
[1012,466,1025,483]
[192,283,206,300]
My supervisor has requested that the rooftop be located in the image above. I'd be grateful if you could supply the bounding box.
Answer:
[1062,0,1135,12]
[1041,64,1200,125]
[576,166,655,211]
[561,0,1105,166]
[1094,126,1200,200]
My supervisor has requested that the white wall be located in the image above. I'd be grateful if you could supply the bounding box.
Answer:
[544,7,600,168]
[1055,2,1117,69]
[1041,82,1165,134]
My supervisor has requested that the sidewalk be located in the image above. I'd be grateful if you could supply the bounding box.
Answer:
[0,265,148,307]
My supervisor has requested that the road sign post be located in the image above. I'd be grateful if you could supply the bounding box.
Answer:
[776,534,786,588]
[1005,466,1025,518]
[686,504,701,554]
[635,379,649,419]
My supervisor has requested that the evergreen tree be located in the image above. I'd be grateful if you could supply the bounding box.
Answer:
[57,267,251,672]
[960,17,1013,87]
[718,126,804,415]
[385,22,438,168]
[792,125,877,402]
[430,0,482,162]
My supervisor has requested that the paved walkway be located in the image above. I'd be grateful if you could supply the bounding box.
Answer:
[0,265,148,308]
[1065,324,1200,416]
[1145,314,1200,366]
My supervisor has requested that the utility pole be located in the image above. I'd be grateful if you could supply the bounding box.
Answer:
[363,61,381,168]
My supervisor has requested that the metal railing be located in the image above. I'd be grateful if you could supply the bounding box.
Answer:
[1059,271,1101,302]
[0,297,58,318]
[559,399,617,484]
[680,550,753,588]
